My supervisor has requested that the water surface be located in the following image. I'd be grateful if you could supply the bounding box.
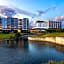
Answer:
[0,39,64,64]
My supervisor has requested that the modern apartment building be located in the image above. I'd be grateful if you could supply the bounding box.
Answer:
[18,19,22,30]
[7,17,18,30]
[47,21,62,29]
[35,20,62,31]
[22,18,29,30]
[0,17,18,31]
[0,17,30,32]
[0,17,2,30]
[12,18,18,30]
[2,18,7,30]
[0,17,7,30]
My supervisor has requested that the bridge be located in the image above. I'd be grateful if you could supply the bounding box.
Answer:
[19,34,35,39]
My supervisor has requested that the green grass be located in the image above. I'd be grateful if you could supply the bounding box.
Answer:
[0,33,16,39]
[0,32,29,39]
[32,32,64,38]
[44,61,64,64]
[0,32,64,39]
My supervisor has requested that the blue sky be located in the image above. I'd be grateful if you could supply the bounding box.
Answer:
[0,0,64,20]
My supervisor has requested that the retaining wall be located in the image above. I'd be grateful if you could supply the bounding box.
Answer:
[28,37,64,45]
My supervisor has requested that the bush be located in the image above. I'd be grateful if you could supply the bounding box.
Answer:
[46,29,64,33]
[15,33,21,37]
[46,29,56,33]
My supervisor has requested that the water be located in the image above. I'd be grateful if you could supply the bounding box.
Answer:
[0,39,64,64]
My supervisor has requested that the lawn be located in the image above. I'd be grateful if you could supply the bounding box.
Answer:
[44,61,64,64]
[0,33,16,39]
[32,32,64,38]
[0,32,29,39]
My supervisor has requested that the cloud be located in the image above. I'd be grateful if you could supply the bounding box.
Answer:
[0,0,33,19]
[0,0,16,6]
[0,0,9,6]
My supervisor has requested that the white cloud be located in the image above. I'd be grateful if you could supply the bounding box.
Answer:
[0,0,31,19]
[0,0,9,6]
[0,0,16,6]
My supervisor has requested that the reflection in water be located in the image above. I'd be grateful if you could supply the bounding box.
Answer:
[6,39,29,50]
[29,41,64,53]
[0,39,64,64]
[22,39,29,49]
[6,40,15,48]
[0,40,2,46]
[45,42,64,53]
[0,39,64,52]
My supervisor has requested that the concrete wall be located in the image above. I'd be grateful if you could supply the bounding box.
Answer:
[56,37,64,45]
[28,37,64,45]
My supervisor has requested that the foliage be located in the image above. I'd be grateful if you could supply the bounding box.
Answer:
[15,33,21,37]
[46,28,64,33]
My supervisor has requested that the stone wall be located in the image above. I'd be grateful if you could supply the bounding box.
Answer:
[56,37,64,45]
[28,37,64,45]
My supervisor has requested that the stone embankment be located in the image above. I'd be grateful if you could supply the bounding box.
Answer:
[28,37,64,45]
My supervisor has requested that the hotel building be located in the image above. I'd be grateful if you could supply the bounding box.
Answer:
[22,18,29,30]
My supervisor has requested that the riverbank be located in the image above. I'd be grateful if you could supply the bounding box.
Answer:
[32,32,64,37]
[0,33,29,39]
[0,33,15,39]
[28,32,64,45]
[44,61,64,64]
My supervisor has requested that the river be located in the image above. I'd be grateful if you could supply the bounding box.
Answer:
[0,39,64,64]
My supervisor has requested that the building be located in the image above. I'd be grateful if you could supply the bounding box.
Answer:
[54,16,64,28]
[18,19,22,30]
[2,18,7,30]
[36,21,47,29]
[7,17,18,30]
[0,17,2,30]
[35,20,47,31]
[32,20,62,32]
[7,17,11,30]
[22,18,29,31]
[0,17,19,32]
[13,18,18,30]
[47,21,62,29]
[0,17,7,30]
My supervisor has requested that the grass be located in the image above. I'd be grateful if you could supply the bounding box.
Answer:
[0,32,28,39]
[0,32,64,39]
[32,32,64,38]
[0,33,16,39]
[44,61,64,64]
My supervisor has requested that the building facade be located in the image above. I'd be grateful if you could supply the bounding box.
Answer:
[36,21,47,29]
[22,18,29,30]
[18,19,22,30]
[13,18,18,30]
[0,17,19,31]
[2,18,7,30]
[0,17,2,30]
[7,17,18,30]
[47,21,62,29]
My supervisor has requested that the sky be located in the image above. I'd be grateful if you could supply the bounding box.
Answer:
[0,0,64,20]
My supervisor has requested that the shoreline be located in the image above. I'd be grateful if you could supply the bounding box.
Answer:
[28,37,64,46]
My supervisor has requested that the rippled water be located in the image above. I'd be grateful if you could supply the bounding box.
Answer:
[0,39,64,64]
